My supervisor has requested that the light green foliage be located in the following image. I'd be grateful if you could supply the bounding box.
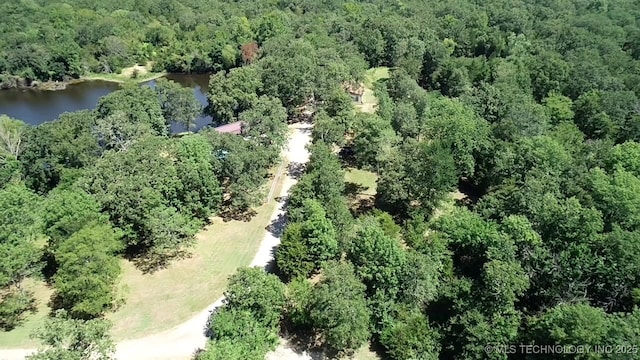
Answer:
[608,141,640,176]
[96,85,167,136]
[310,261,371,354]
[590,167,640,231]
[53,223,122,319]
[223,267,286,328]
[543,92,575,123]
[206,67,262,124]
[0,115,26,160]
[347,216,406,296]
[27,310,114,360]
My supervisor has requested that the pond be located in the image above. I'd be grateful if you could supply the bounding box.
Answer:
[0,73,213,133]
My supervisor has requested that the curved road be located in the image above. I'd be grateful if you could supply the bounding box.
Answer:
[0,122,313,360]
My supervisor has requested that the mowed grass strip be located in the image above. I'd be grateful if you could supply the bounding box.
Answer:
[109,166,287,339]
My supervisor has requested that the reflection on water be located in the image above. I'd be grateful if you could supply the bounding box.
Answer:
[0,73,212,133]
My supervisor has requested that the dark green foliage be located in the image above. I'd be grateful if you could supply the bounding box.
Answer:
[81,137,202,255]
[41,187,108,250]
[346,216,406,296]
[0,290,36,331]
[96,85,167,136]
[276,200,339,280]
[380,307,440,360]
[310,261,371,354]
[53,223,122,319]
[19,111,99,193]
[174,135,223,220]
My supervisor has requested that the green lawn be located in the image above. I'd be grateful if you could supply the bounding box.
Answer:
[344,168,378,197]
[363,67,390,89]
[356,67,390,114]
[0,280,53,348]
[82,63,166,84]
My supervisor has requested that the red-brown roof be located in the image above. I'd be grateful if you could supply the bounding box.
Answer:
[214,121,243,135]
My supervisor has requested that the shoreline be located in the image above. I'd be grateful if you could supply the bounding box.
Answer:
[32,71,169,91]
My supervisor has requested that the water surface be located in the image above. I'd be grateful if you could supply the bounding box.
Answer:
[0,73,212,133]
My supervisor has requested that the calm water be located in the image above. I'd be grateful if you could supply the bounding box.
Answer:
[0,73,212,133]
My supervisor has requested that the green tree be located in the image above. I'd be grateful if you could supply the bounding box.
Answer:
[27,310,114,360]
[223,267,286,328]
[206,67,262,124]
[96,84,167,136]
[310,261,371,354]
[154,78,202,130]
[203,308,278,360]
[0,183,42,329]
[20,110,99,193]
[380,307,441,360]
[53,223,123,319]
[174,135,223,220]
[347,216,407,296]
[277,200,339,280]
[0,115,26,160]
[41,187,108,250]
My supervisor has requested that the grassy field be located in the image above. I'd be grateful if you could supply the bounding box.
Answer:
[82,63,166,84]
[356,67,390,114]
[0,163,287,346]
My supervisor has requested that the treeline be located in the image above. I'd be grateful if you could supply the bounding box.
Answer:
[198,1,640,360]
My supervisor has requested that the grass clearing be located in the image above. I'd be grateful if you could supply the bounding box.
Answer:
[82,63,166,84]
[344,168,378,197]
[356,67,390,114]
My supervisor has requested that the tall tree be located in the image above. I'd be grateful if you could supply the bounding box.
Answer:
[154,78,202,130]
[310,261,371,354]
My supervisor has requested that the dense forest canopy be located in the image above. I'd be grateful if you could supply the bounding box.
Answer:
[2,0,640,359]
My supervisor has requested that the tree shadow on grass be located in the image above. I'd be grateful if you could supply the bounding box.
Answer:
[218,207,257,222]
[350,196,376,217]
[132,248,193,274]
[344,181,368,198]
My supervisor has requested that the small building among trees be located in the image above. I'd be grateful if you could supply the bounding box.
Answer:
[214,121,243,135]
